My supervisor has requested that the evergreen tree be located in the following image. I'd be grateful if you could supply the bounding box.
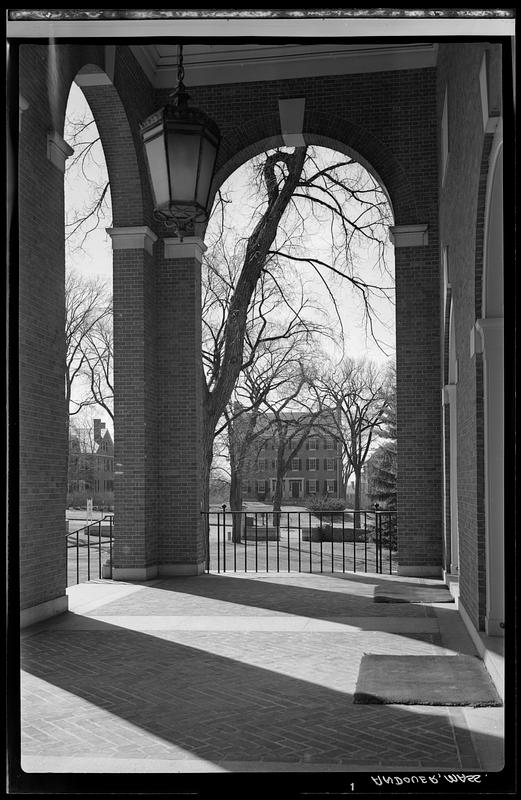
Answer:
[367,366,397,550]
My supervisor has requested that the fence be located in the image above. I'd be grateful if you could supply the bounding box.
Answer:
[66,515,113,586]
[202,507,397,575]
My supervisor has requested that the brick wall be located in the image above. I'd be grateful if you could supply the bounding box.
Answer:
[17,44,102,610]
[156,249,205,567]
[158,67,437,227]
[112,246,159,570]
[17,43,157,606]
[437,43,502,629]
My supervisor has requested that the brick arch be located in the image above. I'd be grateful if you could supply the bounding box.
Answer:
[211,110,422,225]
[69,64,147,227]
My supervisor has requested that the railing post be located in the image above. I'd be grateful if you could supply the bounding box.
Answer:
[97,519,102,577]
[320,511,324,572]
[255,512,258,572]
[288,511,301,572]
[342,511,346,573]
[222,504,227,573]
[265,511,269,572]
[217,508,221,573]
[308,511,312,573]
[244,510,248,572]
[373,504,380,574]
[76,529,79,585]
[331,512,334,573]
[109,516,113,578]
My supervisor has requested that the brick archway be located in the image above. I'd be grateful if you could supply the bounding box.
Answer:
[211,111,422,227]
[18,43,444,625]
[75,68,146,227]
[210,114,441,578]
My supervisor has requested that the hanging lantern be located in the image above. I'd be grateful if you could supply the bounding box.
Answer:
[140,45,220,239]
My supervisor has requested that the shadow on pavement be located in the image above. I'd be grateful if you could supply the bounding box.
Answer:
[20,615,491,773]
[87,572,439,625]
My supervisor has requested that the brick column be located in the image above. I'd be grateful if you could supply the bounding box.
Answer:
[391,224,443,577]
[19,122,73,625]
[157,237,206,575]
[442,383,459,573]
[475,317,504,636]
[108,226,159,580]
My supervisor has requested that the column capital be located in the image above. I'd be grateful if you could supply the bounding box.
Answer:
[163,237,207,264]
[389,224,428,247]
[106,226,158,255]
[475,317,503,356]
[442,383,457,406]
[46,130,73,173]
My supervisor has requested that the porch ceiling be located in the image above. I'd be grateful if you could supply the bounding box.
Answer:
[130,42,438,89]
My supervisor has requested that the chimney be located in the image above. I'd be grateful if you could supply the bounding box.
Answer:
[93,419,106,444]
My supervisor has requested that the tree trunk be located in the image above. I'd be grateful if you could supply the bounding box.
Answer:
[272,477,284,530]
[353,467,362,530]
[229,469,244,543]
[202,148,308,494]
[272,446,286,529]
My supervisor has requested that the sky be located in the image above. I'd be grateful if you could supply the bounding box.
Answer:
[64,83,396,435]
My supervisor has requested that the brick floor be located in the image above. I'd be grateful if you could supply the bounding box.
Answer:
[19,573,503,773]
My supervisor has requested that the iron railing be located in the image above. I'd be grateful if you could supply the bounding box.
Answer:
[66,515,114,586]
[202,507,397,575]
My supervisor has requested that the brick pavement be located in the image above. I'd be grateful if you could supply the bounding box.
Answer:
[20,573,503,773]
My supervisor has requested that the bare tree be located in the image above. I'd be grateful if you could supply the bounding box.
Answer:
[201,144,393,508]
[367,362,397,510]
[63,110,395,513]
[258,367,324,527]
[64,98,111,255]
[65,269,112,422]
[315,357,388,527]
[80,311,114,421]
[223,336,312,541]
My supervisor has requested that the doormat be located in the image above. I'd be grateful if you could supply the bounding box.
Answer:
[374,583,454,603]
[353,655,502,706]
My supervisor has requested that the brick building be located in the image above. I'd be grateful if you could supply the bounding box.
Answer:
[68,419,115,508]
[240,413,342,503]
[10,16,510,696]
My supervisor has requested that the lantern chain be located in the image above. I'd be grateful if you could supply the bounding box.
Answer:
[177,44,185,87]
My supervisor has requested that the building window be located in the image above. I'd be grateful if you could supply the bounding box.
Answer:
[326,479,336,493]
[291,457,301,471]
[256,480,266,494]
[308,479,318,494]
[326,458,335,471]
[308,437,318,451]
[326,437,335,450]
[257,458,267,471]
[308,457,318,471]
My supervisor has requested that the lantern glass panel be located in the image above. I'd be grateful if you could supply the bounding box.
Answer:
[143,125,170,209]
[167,129,200,204]
[195,134,217,210]
[146,136,170,207]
